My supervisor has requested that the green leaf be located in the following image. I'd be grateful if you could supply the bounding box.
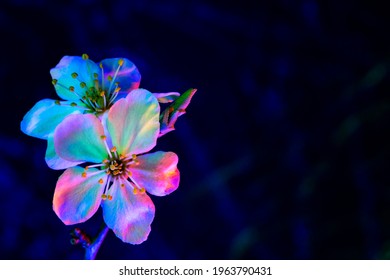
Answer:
[159,88,197,137]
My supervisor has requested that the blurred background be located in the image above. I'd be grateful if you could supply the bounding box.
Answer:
[0,0,389,259]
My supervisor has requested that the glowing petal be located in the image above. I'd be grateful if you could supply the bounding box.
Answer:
[131,151,180,196]
[107,89,160,156]
[102,179,155,244]
[54,114,107,163]
[20,99,82,139]
[45,134,84,170]
[53,167,106,225]
[50,56,100,101]
[153,92,180,103]
[100,58,141,94]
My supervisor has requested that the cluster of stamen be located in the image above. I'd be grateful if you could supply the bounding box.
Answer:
[80,134,143,201]
[53,54,124,115]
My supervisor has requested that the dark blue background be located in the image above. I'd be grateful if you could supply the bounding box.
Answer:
[0,0,389,259]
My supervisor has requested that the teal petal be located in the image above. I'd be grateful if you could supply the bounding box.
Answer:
[45,134,84,170]
[107,89,160,156]
[50,55,100,101]
[54,114,107,163]
[102,179,155,244]
[100,58,141,95]
[53,167,106,225]
[20,99,83,139]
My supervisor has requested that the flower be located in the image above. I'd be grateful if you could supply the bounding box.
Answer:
[52,89,180,244]
[21,54,141,169]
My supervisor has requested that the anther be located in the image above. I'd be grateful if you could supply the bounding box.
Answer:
[52,79,58,85]
[118,59,124,66]
[82,172,87,178]
[82,54,89,60]
[55,100,61,105]
[100,91,105,97]
[69,86,75,92]
[70,102,77,107]
[80,82,86,88]
[133,188,138,195]
[93,73,98,79]
[101,194,107,200]
[84,166,89,170]
[128,171,132,177]
[71,72,78,78]
[98,178,104,184]
[103,159,109,163]
[107,195,113,200]
[132,154,137,160]
[107,75,113,82]
[99,62,103,69]
[120,183,125,188]
[140,188,145,194]
[100,135,107,140]
[111,146,117,153]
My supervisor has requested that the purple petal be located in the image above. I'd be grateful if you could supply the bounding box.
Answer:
[100,58,141,95]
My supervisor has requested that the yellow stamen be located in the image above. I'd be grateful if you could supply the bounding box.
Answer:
[82,172,87,178]
[101,194,107,200]
[120,183,125,188]
[52,79,58,85]
[80,82,86,88]
[71,72,78,78]
[82,53,89,60]
[118,59,124,66]
[98,178,104,184]
[111,146,117,153]
[107,195,113,200]
[100,135,107,140]
[69,86,75,92]
[133,188,138,195]
[55,100,61,105]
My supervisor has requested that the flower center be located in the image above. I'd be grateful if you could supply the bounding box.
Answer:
[81,136,143,201]
[52,54,124,115]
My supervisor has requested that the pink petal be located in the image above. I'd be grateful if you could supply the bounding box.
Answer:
[53,167,107,225]
[107,89,160,156]
[102,179,155,244]
[131,151,180,196]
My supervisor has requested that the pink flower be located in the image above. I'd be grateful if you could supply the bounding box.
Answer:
[52,89,180,244]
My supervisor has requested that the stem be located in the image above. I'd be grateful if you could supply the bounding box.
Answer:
[85,225,109,260]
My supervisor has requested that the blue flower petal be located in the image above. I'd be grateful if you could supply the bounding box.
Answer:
[20,99,83,139]
[100,58,141,95]
[50,56,100,101]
